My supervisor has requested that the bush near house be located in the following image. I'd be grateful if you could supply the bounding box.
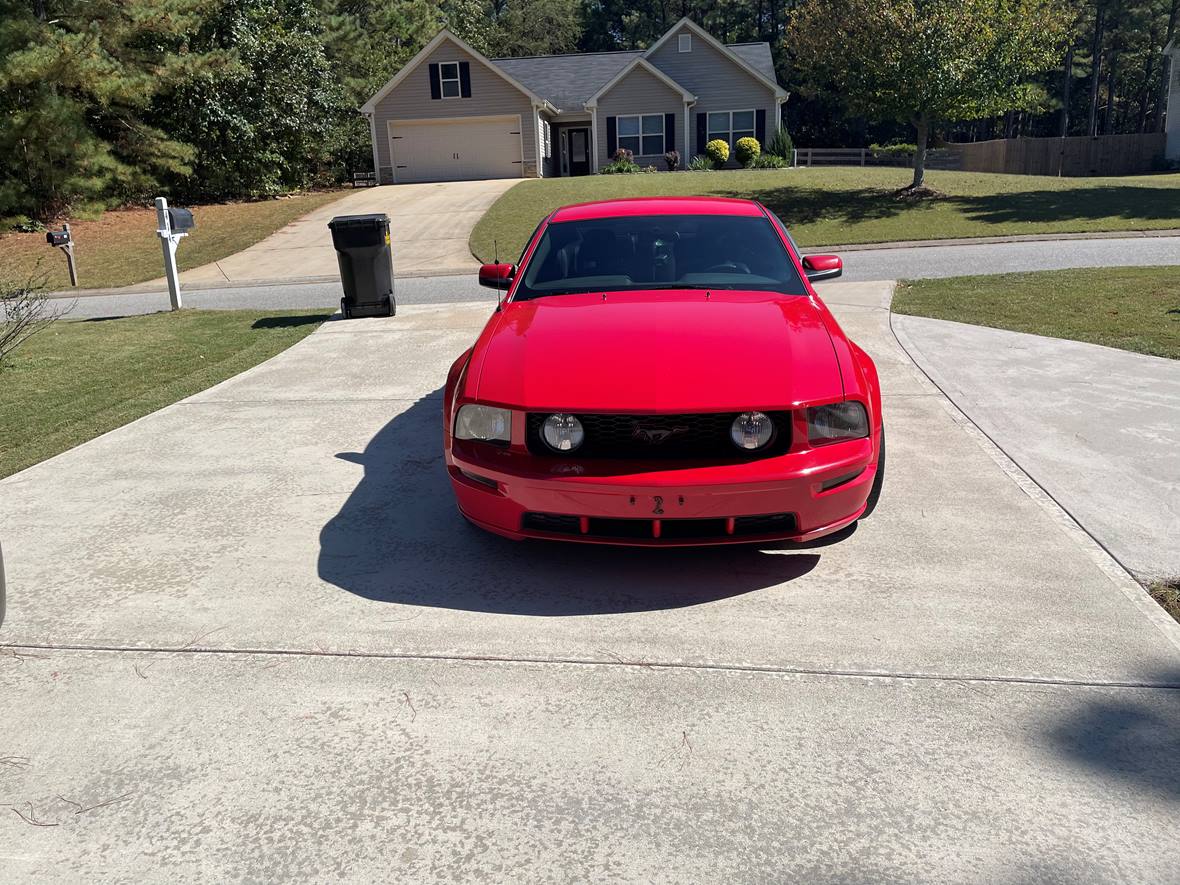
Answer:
[687,155,713,171]
[735,137,762,167]
[601,148,641,174]
[705,139,730,168]
[766,128,794,160]
[664,150,681,171]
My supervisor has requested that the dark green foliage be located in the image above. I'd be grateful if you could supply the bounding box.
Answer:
[152,0,342,199]
[0,0,212,219]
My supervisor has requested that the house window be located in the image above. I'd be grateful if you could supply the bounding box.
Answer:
[706,110,756,148]
[679,33,692,53]
[439,61,461,98]
[618,114,665,156]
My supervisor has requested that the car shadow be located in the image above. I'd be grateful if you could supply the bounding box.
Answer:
[316,392,821,616]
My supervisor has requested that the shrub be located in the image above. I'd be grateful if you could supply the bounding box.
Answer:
[734,137,761,167]
[663,150,681,171]
[687,154,712,172]
[704,139,729,168]
[601,147,640,174]
[1,275,65,368]
[869,142,917,157]
[642,164,659,173]
[751,153,787,169]
[766,128,794,161]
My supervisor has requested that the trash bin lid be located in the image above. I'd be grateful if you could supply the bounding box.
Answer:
[328,213,390,229]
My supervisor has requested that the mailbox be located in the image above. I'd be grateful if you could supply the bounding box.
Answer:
[46,229,71,247]
[167,207,195,233]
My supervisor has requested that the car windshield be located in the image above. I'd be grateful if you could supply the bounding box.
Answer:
[513,214,808,300]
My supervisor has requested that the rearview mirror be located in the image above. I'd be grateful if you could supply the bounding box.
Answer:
[802,254,842,283]
[478,263,515,290]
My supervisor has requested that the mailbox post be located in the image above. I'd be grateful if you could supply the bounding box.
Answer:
[155,197,194,311]
[46,223,78,286]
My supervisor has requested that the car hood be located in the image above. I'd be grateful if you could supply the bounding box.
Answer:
[470,291,844,412]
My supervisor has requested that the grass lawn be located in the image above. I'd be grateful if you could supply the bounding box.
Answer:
[0,190,347,291]
[1150,579,1180,624]
[892,266,1180,360]
[469,168,1180,261]
[0,309,329,478]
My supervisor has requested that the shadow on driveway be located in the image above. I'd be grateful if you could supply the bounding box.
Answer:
[1046,667,1180,802]
[317,392,820,616]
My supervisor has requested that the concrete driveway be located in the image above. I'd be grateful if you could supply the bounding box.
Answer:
[894,315,1180,582]
[176,178,519,286]
[2,284,1179,881]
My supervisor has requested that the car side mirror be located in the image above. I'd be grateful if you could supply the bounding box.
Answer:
[478,263,515,290]
[802,254,842,283]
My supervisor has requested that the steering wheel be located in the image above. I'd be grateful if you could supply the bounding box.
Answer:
[705,262,750,274]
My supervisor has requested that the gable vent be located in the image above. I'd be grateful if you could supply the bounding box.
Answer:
[679,33,691,53]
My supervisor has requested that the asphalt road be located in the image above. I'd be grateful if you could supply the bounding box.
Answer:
[57,234,1180,320]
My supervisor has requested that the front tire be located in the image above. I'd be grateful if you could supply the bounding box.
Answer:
[860,428,885,519]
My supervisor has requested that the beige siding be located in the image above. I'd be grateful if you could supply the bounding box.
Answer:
[371,37,536,183]
[647,25,778,160]
[596,66,686,170]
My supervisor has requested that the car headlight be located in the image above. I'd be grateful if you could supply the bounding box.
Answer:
[730,411,775,450]
[807,402,868,445]
[454,404,512,443]
[541,413,584,452]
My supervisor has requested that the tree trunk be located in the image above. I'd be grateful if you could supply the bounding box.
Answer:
[1060,47,1074,137]
[1087,3,1106,136]
[1103,50,1118,134]
[911,116,929,189]
[1155,0,1179,131]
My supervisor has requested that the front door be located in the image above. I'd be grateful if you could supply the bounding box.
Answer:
[568,127,591,176]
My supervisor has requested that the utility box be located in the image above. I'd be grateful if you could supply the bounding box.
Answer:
[328,213,395,318]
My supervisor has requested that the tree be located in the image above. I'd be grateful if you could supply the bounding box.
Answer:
[0,0,215,220]
[790,0,1068,190]
[150,0,345,198]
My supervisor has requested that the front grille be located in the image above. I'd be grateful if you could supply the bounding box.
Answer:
[521,511,797,541]
[526,411,792,460]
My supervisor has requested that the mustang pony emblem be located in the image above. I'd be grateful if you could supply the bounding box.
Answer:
[631,423,690,444]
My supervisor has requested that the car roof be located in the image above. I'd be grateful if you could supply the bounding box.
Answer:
[550,196,766,223]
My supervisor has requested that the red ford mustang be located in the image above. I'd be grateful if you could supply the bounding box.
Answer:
[443,196,884,546]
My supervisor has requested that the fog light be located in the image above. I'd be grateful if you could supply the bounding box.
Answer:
[730,411,774,450]
[541,413,585,452]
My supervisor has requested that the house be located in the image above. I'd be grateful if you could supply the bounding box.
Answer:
[360,17,787,184]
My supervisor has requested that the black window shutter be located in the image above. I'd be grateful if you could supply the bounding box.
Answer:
[428,63,441,100]
[695,113,706,155]
[664,113,675,152]
[606,116,617,156]
[459,62,471,98]
[755,109,766,145]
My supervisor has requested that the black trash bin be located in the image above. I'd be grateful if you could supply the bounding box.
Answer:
[328,213,395,318]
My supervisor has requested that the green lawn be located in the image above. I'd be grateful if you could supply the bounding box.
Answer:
[469,168,1180,262]
[0,309,329,478]
[0,190,347,290]
[893,266,1180,360]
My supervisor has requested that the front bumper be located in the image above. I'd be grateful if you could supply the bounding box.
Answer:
[447,435,878,546]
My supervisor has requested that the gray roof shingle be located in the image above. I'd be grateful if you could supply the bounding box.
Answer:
[726,43,777,82]
[491,51,643,113]
[490,41,778,113]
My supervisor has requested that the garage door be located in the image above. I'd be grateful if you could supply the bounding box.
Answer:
[390,115,523,183]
